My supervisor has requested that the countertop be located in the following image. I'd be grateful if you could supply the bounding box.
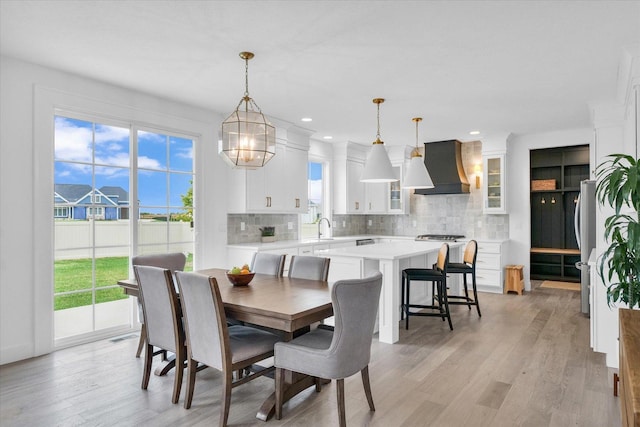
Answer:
[316,240,464,260]
[227,235,506,251]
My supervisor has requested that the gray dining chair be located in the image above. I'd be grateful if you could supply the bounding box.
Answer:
[274,272,383,426]
[131,252,187,358]
[288,255,330,281]
[175,271,281,426]
[133,265,186,404]
[250,252,286,277]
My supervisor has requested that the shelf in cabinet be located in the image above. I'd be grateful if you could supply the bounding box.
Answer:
[531,247,580,255]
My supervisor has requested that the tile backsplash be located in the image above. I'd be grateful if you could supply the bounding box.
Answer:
[228,141,509,244]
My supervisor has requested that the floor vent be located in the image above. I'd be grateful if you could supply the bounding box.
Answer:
[110,334,139,343]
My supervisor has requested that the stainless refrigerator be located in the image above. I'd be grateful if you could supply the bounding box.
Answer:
[574,179,596,315]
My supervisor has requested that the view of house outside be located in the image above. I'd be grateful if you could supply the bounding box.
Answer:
[54,115,194,340]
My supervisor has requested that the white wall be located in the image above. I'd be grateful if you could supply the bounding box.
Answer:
[505,128,593,290]
[0,56,228,364]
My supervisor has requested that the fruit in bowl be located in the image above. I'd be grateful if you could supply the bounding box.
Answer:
[226,264,254,286]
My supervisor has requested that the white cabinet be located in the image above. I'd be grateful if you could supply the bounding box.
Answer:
[482,152,506,214]
[347,160,366,213]
[472,240,506,294]
[334,143,411,215]
[227,125,310,214]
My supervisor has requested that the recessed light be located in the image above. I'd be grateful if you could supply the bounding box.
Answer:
[323,136,333,140]
[469,131,480,135]
[301,117,313,122]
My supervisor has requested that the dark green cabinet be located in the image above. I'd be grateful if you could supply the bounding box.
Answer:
[530,145,589,282]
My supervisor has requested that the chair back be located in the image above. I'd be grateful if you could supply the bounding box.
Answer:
[251,252,286,277]
[436,243,450,273]
[463,240,478,266]
[132,252,186,272]
[175,271,228,371]
[133,265,182,353]
[327,272,383,378]
[288,255,330,281]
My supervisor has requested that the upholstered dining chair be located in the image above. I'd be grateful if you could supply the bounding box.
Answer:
[446,240,481,317]
[288,255,330,281]
[131,252,187,358]
[250,252,286,277]
[133,265,186,404]
[175,271,281,426]
[401,243,453,330]
[274,272,383,426]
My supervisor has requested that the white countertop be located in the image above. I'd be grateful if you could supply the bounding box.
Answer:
[227,235,414,250]
[316,240,464,260]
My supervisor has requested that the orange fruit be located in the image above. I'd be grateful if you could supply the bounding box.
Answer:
[240,269,250,275]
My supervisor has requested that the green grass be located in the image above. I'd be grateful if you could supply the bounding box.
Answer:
[54,253,193,311]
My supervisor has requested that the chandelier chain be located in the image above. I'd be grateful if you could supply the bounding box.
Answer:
[244,56,250,98]
[376,102,381,140]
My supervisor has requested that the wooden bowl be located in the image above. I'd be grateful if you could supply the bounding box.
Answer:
[226,272,255,286]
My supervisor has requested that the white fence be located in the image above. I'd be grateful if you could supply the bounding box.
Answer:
[54,220,193,259]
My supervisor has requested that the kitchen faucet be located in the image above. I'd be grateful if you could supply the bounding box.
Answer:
[317,217,331,240]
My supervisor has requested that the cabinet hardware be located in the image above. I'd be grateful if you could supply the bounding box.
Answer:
[295,198,300,208]
[266,196,272,207]
[355,202,359,210]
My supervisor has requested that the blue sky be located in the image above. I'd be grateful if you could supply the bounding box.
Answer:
[54,116,193,213]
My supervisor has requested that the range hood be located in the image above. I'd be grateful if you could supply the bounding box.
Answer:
[415,140,470,195]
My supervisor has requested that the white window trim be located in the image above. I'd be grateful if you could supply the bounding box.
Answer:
[34,86,209,356]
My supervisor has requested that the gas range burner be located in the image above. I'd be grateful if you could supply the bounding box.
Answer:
[415,234,465,242]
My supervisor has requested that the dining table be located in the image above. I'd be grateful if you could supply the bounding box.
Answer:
[118,267,333,421]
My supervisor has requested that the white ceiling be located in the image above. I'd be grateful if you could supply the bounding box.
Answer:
[1,1,639,146]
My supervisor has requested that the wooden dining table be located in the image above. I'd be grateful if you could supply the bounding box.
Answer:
[118,267,333,421]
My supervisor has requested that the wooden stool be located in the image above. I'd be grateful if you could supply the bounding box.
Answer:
[504,265,524,295]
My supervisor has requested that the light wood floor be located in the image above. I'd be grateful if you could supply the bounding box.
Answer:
[0,283,620,426]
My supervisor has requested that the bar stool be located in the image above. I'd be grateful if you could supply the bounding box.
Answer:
[446,240,481,317]
[401,243,453,331]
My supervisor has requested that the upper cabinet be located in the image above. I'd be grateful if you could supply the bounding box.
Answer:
[482,151,506,214]
[333,143,411,215]
[227,124,311,214]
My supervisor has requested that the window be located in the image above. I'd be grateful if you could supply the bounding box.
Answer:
[53,115,195,344]
[301,161,327,239]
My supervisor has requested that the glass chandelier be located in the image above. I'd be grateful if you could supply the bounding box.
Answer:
[403,117,434,189]
[219,51,276,168]
[361,98,397,183]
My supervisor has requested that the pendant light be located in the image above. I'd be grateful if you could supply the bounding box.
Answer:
[402,117,434,189]
[361,98,397,183]
[219,51,276,169]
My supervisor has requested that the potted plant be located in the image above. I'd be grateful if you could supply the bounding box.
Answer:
[595,153,640,308]
[260,226,276,243]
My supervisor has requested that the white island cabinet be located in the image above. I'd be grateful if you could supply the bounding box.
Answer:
[316,241,463,344]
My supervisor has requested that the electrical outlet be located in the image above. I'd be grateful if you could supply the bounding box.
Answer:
[342,221,346,227]
[368,219,372,226]
[240,222,245,231]
[288,222,293,230]
[332,221,337,227]
[412,220,417,227]
[477,220,482,228]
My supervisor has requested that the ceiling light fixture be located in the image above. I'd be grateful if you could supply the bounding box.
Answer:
[469,130,480,135]
[361,98,397,183]
[301,117,313,122]
[219,51,276,169]
[323,136,333,140]
[403,117,434,189]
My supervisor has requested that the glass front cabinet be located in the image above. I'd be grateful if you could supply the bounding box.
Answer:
[483,152,506,214]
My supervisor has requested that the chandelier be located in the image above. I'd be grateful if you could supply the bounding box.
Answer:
[219,51,276,168]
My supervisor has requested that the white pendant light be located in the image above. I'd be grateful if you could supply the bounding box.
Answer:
[402,117,434,189]
[219,51,276,169]
[361,98,397,183]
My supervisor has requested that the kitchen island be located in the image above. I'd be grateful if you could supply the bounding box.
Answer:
[316,241,463,344]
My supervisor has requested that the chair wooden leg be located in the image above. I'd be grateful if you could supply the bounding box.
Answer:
[336,378,347,427]
[442,281,453,330]
[361,366,375,412]
[136,323,146,358]
[183,359,198,409]
[171,348,185,404]
[275,367,285,420]
[141,343,153,389]
[400,275,405,320]
[220,370,233,427]
[314,377,322,392]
